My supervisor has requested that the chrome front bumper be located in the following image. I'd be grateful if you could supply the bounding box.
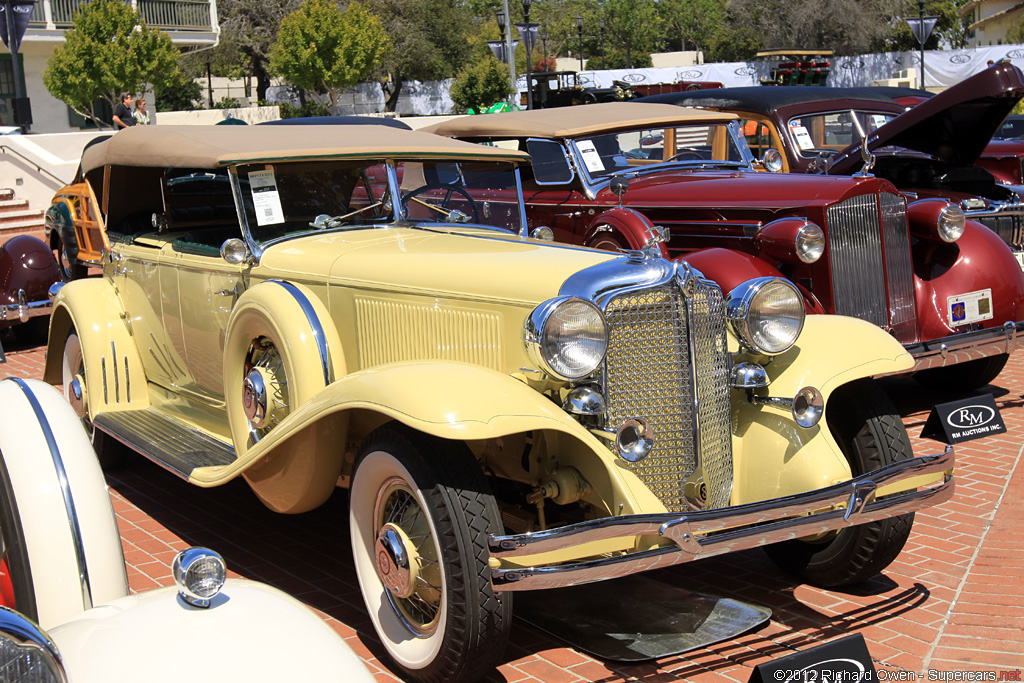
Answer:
[489,446,953,591]
[905,321,1023,372]
[0,288,53,324]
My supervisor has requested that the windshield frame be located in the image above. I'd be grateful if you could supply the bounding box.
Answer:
[229,157,529,260]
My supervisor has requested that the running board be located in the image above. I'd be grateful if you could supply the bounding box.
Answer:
[94,409,235,479]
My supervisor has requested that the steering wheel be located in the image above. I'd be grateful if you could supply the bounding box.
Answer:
[667,150,704,162]
[401,184,480,224]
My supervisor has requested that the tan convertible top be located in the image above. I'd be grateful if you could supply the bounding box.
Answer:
[81,124,529,173]
[422,102,738,140]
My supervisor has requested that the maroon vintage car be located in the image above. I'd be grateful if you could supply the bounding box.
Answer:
[640,65,1024,264]
[424,102,1024,389]
[0,234,59,350]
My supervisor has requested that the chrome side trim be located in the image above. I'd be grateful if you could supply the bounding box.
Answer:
[488,446,953,591]
[898,321,1024,372]
[0,607,68,683]
[9,378,93,612]
[267,280,331,385]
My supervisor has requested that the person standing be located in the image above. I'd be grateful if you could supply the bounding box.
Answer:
[133,97,151,125]
[113,92,136,129]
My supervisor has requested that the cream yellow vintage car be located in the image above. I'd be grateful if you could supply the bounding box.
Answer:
[44,125,953,683]
[0,377,375,683]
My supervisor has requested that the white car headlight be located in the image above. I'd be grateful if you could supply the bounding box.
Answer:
[0,607,67,683]
[727,278,805,355]
[795,222,825,263]
[524,297,608,380]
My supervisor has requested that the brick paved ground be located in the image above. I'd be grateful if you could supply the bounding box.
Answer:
[2,332,1022,682]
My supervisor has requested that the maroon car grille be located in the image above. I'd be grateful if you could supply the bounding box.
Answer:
[826,192,917,344]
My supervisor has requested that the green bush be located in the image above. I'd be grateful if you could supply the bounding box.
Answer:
[279,101,333,119]
[450,56,515,114]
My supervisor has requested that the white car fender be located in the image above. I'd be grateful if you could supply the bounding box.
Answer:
[0,378,129,629]
[48,579,376,683]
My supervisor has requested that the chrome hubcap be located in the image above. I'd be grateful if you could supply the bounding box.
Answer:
[375,523,419,599]
[68,376,85,418]
[242,368,268,428]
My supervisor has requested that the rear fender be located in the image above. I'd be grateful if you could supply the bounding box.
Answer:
[43,279,149,415]
[913,220,1024,339]
[0,378,128,630]
[585,207,669,257]
[45,200,79,260]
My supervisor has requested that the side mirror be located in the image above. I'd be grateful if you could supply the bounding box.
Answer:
[221,238,251,265]
[762,149,784,173]
[609,176,629,207]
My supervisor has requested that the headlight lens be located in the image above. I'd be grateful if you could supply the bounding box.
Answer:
[727,277,805,354]
[524,297,608,380]
[173,547,227,607]
[0,607,67,683]
[937,204,965,242]
[795,222,825,263]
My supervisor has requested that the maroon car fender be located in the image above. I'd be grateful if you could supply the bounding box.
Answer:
[0,235,59,307]
[913,220,1024,339]
[678,247,825,313]
[584,207,669,257]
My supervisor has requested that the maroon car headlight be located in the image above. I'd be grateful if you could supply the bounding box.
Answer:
[907,199,965,243]
[756,218,824,264]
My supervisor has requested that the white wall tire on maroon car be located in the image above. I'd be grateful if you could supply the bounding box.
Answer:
[350,425,510,683]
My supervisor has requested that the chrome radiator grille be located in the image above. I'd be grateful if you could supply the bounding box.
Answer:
[602,280,733,512]
[827,193,917,343]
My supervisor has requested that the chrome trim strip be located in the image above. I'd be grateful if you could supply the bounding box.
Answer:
[9,378,93,612]
[488,446,953,591]
[0,298,53,322]
[899,321,1024,372]
[267,280,331,385]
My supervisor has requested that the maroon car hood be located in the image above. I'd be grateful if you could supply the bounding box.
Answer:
[827,63,1024,174]
[602,168,883,207]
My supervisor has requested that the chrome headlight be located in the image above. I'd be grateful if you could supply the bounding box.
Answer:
[795,222,825,263]
[524,297,608,380]
[937,204,965,242]
[173,547,227,608]
[727,277,805,355]
[0,607,67,683]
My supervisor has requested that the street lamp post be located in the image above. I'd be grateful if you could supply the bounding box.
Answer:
[496,10,507,62]
[541,29,548,70]
[599,18,605,66]
[576,16,584,72]
[918,0,925,88]
[522,0,533,110]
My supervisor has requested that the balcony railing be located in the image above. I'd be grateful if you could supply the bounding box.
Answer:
[29,0,213,31]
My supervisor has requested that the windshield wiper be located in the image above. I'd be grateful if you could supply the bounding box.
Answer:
[309,201,386,229]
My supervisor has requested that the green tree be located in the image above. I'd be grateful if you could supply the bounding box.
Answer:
[602,0,663,68]
[368,0,477,111]
[659,0,725,52]
[43,0,179,128]
[271,0,389,114]
[154,73,203,111]
[450,56,515,113]
[217,0,302,102]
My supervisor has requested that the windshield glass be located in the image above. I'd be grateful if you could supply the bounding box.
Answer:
[236,158,524,246]
[572,122,750,181]
[787,110,896,158]
[397,159,524,233]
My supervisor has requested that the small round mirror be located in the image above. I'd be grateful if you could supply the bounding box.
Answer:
[530,226,554,241]
[608,176,629,198]
[221,238,251,265]
[763,149,784,173]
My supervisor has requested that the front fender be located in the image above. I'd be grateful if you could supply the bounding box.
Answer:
[45,200,79,260]
[912,221,1024,339]
[729,315,913,506]
[585,207,669,257]
[197,361,661,517]
[44,279,149,414]
[49,580,375,683]
[0,379,128,630]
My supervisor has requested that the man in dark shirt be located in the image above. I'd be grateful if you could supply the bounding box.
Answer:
[112,92,136,129]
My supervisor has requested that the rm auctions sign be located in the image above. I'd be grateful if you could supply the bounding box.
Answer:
[921,394,1007,444]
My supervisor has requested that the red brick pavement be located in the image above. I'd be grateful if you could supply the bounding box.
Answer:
[2,332,1022,682]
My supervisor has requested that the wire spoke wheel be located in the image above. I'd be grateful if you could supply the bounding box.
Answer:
[242,337,290,444]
